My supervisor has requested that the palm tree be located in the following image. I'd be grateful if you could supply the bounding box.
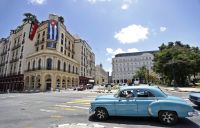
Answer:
[59,16,64,24]
[23,13,39,24]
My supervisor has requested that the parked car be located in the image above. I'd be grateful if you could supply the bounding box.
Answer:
[189,93,200,106]
[90,86,198,125]
[77,85,86,91]
[86,84,94,89]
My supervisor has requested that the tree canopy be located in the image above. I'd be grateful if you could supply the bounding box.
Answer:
[153,41,200,86]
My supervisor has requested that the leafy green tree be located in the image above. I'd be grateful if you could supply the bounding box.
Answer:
[154,41,200,86]
[133,66,148,84]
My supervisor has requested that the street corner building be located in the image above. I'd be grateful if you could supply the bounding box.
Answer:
[0,14,95,93]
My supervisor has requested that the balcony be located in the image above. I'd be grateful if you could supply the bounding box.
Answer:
[35,40,45,46]
[12,43,21,50]
[10,58,19,63]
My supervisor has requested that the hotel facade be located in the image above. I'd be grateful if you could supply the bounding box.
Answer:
[112,51,157,84]
[95,64,109,85]
[0,14,95,92]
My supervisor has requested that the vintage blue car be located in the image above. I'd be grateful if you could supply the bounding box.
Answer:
[189,93,200,106]
[90,86,198,125]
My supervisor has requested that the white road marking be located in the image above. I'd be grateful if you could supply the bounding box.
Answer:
[93,124,105,128]
[67,102,76,104]
[40,109,57,113]
[58,124,70,128]
[55,104,71,108]
[77,123,87,126]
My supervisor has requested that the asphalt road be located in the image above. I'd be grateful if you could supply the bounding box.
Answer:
[0,89,200,128]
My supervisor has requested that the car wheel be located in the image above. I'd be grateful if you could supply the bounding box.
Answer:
[159,111,178,125]
[95,108,109,120]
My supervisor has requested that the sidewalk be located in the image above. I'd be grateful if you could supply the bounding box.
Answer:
[160,86,200,93]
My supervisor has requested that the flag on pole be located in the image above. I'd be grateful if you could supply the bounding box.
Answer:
[48,20,58,41]
[29,22,38,40]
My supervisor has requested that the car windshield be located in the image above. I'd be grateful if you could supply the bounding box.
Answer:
[157,87,168,97]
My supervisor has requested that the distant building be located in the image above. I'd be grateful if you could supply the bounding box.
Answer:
[112,51,157,84]
[95,64,108,85]
[0,21,37,92]
[74,38,95,85]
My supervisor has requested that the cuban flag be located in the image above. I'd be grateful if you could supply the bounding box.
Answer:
[29,22,38,41]
[48,20,58,41]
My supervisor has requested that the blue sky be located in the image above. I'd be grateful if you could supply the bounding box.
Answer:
[0,0,200,74]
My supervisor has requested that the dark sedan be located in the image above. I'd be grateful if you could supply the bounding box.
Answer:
[189,93,200,106]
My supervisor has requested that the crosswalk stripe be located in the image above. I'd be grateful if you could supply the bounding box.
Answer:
[55,104,71,107]
[58,124,70,128]
[63,108,75,111]
[40,109,57,113]
[73,106,89,110]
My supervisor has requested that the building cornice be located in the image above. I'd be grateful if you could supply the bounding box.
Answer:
[115,50,158,57]
[26,50,79,65]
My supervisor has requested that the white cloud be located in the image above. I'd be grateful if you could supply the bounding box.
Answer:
[106,58,112,62]
[121,4,129,10]
[28,0,46,5]
[106,47,139,60]
[106,48,125,57]
[86,0,137,10]
[87,0,111,4]
[114,24,149,44]
[121,0,138,10]
[160,27,167,32]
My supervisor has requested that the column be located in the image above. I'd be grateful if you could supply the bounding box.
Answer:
[60,77,63,90]
[52,75,56,91]
[28,76,31,91]
[34,75,37,91]
[40,75,45,92]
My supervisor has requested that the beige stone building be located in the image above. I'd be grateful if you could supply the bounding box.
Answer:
[0,14,96,92]
[24,14,79,91]
[95,64,108,85]
[74,38,95,85]
[0,21,36,92]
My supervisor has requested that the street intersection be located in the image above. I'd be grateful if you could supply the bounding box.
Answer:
[0,88,200,128]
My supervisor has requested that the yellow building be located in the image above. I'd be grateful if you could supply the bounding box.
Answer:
[24,14,79,91]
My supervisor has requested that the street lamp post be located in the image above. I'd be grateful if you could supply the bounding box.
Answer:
[171,60,176,87]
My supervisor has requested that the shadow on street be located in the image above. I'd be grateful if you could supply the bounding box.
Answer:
[89,115,200,128]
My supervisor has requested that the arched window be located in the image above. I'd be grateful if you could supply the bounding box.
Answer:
[63,62,66,72]
[72,66,74,73]
[57,60,61,70]
[38,59,41,70]
[68,64,71,73]
[76,67,78,74]
[33,60,35,70]
[28,62,30,71]
[37,33,40,39]
[47,58,52,70]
